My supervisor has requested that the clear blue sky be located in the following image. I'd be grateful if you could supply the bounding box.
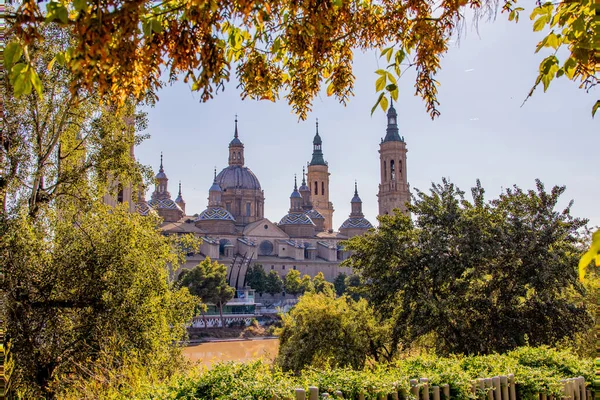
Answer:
[135,12,598,231]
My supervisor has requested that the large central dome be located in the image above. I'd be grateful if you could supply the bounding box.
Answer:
[216,165,262,191]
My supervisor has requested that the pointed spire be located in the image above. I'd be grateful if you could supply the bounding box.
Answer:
[302,166,306,186]
[178,181,182,197]
[213,166,217,182]
[316,118,319,134]
[234,114,239,139]
[310,119,326,165]
[354,180,358,196]
[159,152,164,172]
[294,174,298,191]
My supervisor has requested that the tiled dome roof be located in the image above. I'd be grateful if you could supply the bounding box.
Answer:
[305,209,324,220]
[148,198,183,212]
[216,165,262,191]
[279,213,315,226]
[136,202,157,216]
[340,217,373,230]
[196,207,235,221]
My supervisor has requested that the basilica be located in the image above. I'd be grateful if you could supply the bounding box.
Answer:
[134,103,410,288]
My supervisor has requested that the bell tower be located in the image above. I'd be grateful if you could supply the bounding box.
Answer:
[306,120,335,231]
[377,101,410,216]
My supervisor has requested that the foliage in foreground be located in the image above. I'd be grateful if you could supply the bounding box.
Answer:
[63,346,593,400]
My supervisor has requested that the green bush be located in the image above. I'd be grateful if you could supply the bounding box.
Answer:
[61,346,593,399]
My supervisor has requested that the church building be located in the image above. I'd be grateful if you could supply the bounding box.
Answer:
[134,103,410,288]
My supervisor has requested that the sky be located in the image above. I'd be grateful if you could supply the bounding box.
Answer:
[135,10,599,231]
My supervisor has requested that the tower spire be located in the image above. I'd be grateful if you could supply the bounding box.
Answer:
[302,166,306,185]
[159,152,164,172]
[316,118,319,134]
[234,114,239,139]
[354,180,358,196]
[294,174,298,191]
[178,181,182,197]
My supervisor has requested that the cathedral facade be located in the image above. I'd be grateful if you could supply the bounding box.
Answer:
[134,104,409,288]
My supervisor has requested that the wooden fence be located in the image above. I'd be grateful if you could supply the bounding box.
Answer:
[291,375,590,400]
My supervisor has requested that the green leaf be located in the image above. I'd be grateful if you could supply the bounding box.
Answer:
[385,71,397,85]
[9,63,27,85]
[73,0,88,12]
[375,69,386,76]
[30,69,43,98]
[4,41,23,67]
[592,100,600,118]
[386,83,397,92]
[151,18,163,33]
[371,92,385,115]
[545,33,560,49]
[533,16,547,32]
[13,65,28,97]
[326,82,335,97]
[380,96,389,112]
[375,75,386,92]
[395,49,406,65]
[57,4,69,23]
[563,57,576,79]
[142,20,152,37]
[556,68,564,78]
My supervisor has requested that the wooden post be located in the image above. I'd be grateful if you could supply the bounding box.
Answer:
[400,387,408,400]
[573,379,580,400]
[359,393,366,400]
[309,386,319,400]
[478,379,486,400]
[421,378,430,400]
[493,376,501,400]
[296,389,307,400]
[508,375,516,400]
[540,390,547,400]
[432,386,440,400]
[500,376,509,400]
[391,388,399,400]
[411,379,420,399]
[442,384,450,400]
[578,377,586,400]
[334,390,343,398]
[485,378,494,400]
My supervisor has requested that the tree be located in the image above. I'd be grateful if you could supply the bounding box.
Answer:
[7,0,575,121]
[265,270,284,296]
[179,257,234,328]
[344,274,364,302]
[344,178,594,356]
[284,269,302,297]
[245,264,267,296]
[1,204,196,398]
[299,274,314,294]
[313,271,335,296]
[276,292,392,372]
[333,272,347,296]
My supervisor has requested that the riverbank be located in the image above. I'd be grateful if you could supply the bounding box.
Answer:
[183,338,280,367]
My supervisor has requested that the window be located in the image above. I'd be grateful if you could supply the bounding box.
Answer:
[383,160,387,181]
[238,151,241,160]
[246,202,251,216]
[117,184,124,203]
[293,265,296,270]
[282,265,286,270]
[390,160,396,181]
[399,160,402,175]
[314,181,318,195]
[271,265,274,270]
[226,202,231,212]
[321,182,325,195]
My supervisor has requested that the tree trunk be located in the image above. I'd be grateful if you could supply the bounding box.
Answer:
[219,302,225,328]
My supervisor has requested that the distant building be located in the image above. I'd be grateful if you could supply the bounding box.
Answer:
[136,104,410,288]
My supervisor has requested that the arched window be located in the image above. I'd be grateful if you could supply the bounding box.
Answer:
[314,181,318,195]
[399,160,402,175]
[383,160,387,181]
[390,160,396,181]
[238,151,241,160]
[321,182,325,195]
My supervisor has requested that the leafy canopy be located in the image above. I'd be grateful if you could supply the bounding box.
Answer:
[343,178,595,356]
[8,0,524,120]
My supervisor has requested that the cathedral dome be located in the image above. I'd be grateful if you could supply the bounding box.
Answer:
[216,165,262,191]
[148,198,183,212]
[340,217,373,230]
[279,213,315,226]
[305,208,324,220]
[195,207,235,221]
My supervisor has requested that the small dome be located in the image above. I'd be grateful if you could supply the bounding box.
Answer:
[340,217,373,230]
[209,181,222,192]
[299,183,310,192]
[279,213,315,226]
[196,207,235,221]
[229,137,243,146]
[305,209,324,220]
[351,194,362,203]
[290,190,302,199]
[156,171,167,179]
[216,165,262,191]
[148,198,183,212]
